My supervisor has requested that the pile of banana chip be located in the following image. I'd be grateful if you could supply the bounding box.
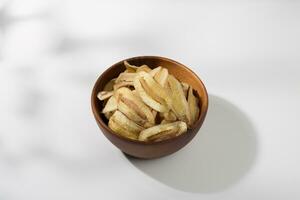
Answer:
[97,61,200,142]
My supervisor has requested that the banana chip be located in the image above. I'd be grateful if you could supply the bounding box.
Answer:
[108,117,138,140]
[167,75,191,125]
[136,65,151,73]
[97,91,114,100]
[149,66,161,77]
[140,72,171,105]
[124,61,138,73]
[115,87,155,124]
[134,75,169,112]
[102,96,117,113]
[115,72,136,83]
[139,121,187,142]
[154,68,168,87]
[110,111,144,134]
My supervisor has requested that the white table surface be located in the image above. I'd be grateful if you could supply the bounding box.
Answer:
[0,0,300,199]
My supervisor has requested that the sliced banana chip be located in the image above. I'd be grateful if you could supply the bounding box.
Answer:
[138,121,187,142]
[97,91,114,101]
[168,75,191,125]
[124,61,138,72]
[117,100,146,125]
[108,117,138,140]
[148,127,179,142]
[113,81,134,90]
[134,74,169,112]
[115,87,155,124]
[110,111,144,134]
[154,68,168,87]
[115,72,137,83]
[102,96,117,113]
[136,65,151,73]
[188,86,200,126]
[140,71,171,106]
[149,66,162,77]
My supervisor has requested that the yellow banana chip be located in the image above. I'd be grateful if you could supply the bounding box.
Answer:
[154,68,168,87]
[138,121,187,142]
[136,65,151,73]
[115,72,136,83]
[102,96,117,113]
[124,61,138,72]
[97,91,114,100]
[115,87,155,124]
[110,111,144,134]
[167,75,191,125]
[134,75,169,112]
[138,71,172,109]
[149,66,162,77]
[148,127,179,142]
[108,117,138,140]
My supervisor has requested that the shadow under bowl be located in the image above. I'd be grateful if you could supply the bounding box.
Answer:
[91,56,208,159]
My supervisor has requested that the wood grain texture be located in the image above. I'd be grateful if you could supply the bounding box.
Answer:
[91,56,208,159]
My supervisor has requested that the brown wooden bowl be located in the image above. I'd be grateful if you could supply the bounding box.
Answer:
[91,56,208,159]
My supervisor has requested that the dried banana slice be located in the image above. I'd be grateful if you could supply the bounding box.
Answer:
[113,72,136,90]
[110,110,144,134]
[115,72,137,83]
[154,68,168,87]
[114,87,155,124]
[139,121,187,142]
[113,81,134,90]
[117,101,146,125]
[102,96,117,113]
[97,91,114,100]
[108,116,138,140]
[149,66,162,77]
[139,71,172,109]
[124,61,138,73]
[167,75,191,125]
[148,127,179,142]
[136,65,151,73]
[188,87,200,126]
[134,74,169,112]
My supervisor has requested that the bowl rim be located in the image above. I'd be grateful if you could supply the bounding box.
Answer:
[91,55,209,145]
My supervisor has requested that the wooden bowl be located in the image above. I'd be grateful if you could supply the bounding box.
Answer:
[91,56,208,159]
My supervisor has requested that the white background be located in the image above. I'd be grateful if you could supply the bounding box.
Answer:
[0,0,300,199]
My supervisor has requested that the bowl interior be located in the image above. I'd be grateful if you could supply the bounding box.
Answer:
[91,56,208,142]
